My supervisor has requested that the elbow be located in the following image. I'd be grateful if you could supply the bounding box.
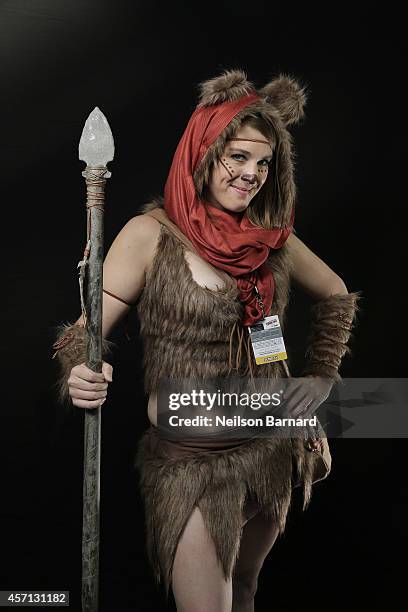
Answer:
[327,275,349,297]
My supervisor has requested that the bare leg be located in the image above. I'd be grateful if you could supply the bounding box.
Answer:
[171,505,233,612]
[232,509,280,612]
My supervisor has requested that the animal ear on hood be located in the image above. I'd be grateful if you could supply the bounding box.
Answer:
[259,74,308,126]
[197,68,255,107]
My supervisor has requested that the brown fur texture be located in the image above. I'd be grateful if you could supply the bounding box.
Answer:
[193,101,296,228]
[301,291,363,382]
[137,197,294,391]
[192,68,305,229]
[134,200,333,598]
[259,74,307,126]
[51,322,114,405]
[197,68,254,107]
[197,69,307,128]
[135,426,320,599]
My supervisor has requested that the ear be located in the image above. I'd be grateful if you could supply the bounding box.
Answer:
[197,68,254,106]
[259,74,307,126]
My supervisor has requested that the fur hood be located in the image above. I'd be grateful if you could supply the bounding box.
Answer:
[197,68,307,126]
[193,68,308,228]
[141,68,308,229]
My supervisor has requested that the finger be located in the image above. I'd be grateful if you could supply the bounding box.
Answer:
[282,379,303,401]
[102,361,113,382]
[305,390,330,417]
[297,398,315,419]
[68,376,108,392]
[283,389,307,417]
[303,399,319,419]
[292,399,311,418]
[73,364,106,382]
[290,390,314,417]
[71,397,106,409]
[70,387,107,401]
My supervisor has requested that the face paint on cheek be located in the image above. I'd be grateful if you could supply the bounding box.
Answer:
[258,166,269,187]
[221,156,269,183]
[221,156,262,180]
[220,157,235,179]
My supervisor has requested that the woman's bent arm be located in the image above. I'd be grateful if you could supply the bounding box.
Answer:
[53,214,161,406]
[285,233,362,382]
[286,233,348,298]
[74,214,161,338]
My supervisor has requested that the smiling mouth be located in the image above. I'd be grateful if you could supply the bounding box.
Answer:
[230,185,253,194]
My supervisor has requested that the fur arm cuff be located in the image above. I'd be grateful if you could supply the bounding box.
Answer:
[300,291,362,382]
[51,322,114,405]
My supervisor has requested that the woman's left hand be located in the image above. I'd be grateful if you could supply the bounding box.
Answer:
[282,375,334,418]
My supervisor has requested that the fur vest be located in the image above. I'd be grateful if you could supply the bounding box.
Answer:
[134,199,330,596]
[136,198,293,395]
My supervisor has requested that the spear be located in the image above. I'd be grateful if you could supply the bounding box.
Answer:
[78,107,115,612]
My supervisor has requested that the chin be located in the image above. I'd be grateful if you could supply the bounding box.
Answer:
[225,201,250,213]
[228,203,248,213]
[216,198,250,213]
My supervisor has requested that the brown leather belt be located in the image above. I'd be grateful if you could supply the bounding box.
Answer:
[146,424,255,459]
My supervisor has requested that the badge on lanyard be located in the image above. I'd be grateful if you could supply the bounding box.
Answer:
[247,283,288,365]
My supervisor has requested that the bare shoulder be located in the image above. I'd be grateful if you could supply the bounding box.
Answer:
[105,213,162,274]
[123,213,162,239]
[117,213,162,267]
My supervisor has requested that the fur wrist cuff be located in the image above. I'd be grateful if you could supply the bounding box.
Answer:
[301,291,362,382]
[51,322,113,405]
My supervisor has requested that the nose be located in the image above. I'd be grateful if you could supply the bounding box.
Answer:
[242,173,257,185]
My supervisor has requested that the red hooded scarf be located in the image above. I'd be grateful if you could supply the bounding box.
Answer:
[164,93,294,326]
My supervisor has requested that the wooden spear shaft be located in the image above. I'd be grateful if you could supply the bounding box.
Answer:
[81,167,107,612]
[78,106,114,612]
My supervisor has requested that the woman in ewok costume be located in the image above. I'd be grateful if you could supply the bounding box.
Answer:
[52,70,361,611]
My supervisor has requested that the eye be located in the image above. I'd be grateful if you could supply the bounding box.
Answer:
[231,153,246,161]
[259,159,271,167]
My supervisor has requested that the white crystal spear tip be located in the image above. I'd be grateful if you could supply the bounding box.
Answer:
[78,106,115,166]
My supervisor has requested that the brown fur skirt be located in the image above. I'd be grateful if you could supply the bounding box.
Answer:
[134,425,328,598]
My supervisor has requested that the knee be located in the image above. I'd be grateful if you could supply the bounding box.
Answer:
[232,571,258,604]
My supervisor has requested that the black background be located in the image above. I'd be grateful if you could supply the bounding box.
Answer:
[0,2,405,610]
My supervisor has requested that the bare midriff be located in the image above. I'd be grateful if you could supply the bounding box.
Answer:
[147,392,158,427]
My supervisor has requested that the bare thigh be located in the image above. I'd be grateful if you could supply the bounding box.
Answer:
[233,507,280,597]
[171,499,276,612]
[171,505,233,612]
[242,498,263,525]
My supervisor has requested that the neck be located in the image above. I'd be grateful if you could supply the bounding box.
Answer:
[203,193,245,218]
